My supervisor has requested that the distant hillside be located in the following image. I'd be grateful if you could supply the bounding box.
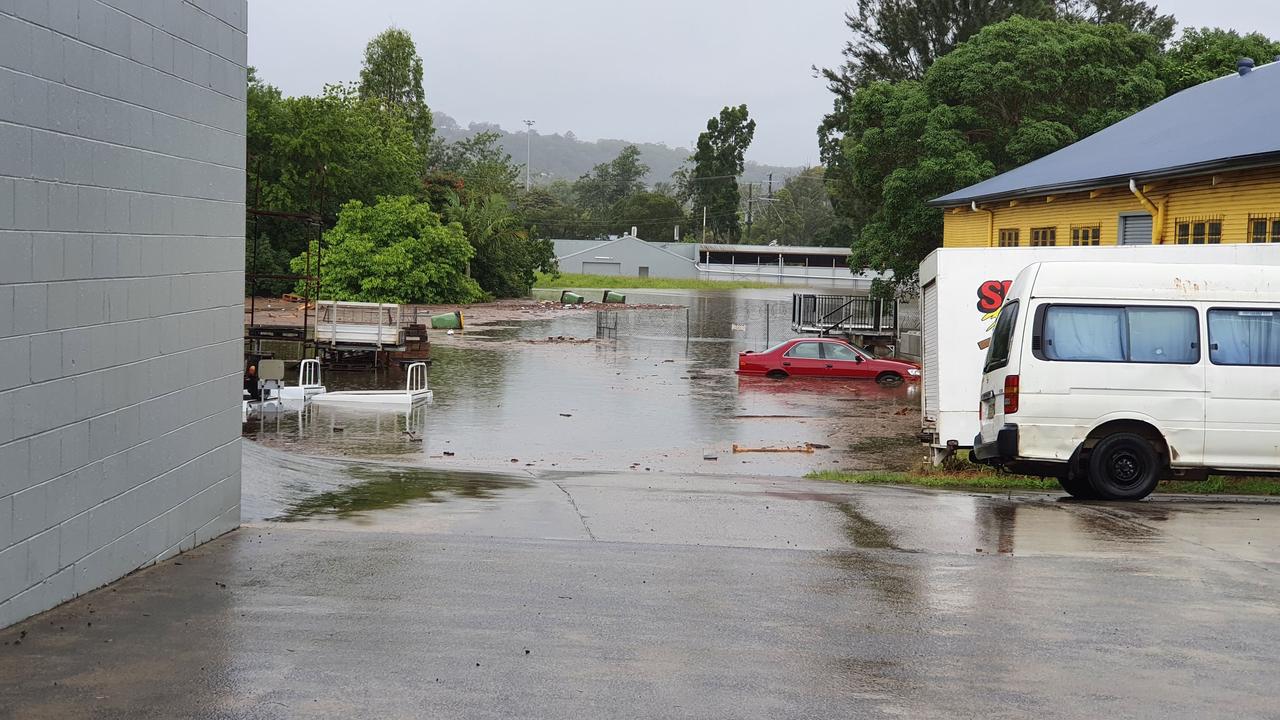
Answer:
[434,112,803,186]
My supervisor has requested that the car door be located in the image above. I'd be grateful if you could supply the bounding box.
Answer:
[782,341,825,376]
[822,342,872,378]
[1203,307,1280,469]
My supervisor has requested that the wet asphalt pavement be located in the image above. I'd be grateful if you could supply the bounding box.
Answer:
[3,444,1279,719]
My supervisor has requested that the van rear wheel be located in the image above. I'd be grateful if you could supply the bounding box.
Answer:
[1087,433,1161,501]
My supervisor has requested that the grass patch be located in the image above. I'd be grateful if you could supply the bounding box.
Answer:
[807,469,1059,492]
[1164,476,1280,495]
[807,469,1280,496]
[533,272,793,291]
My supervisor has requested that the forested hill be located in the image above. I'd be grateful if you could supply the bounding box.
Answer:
[433,112,802,185]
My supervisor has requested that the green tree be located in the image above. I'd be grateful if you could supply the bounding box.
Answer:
[828,17,1165,293]
[248,80,422,221]
[840,82,992,295]
[573,145,650,218]
[358,28,434,151]
[294,196,483,304]
[443,194,558,297]
[246,72,424,293]
[817,0,1174,166]
[428,131,521,199]
[1162,27,1280,94]
[925,16,1165,168]
[820,0,1055,93]
[690,105,756,241]
[750,169,838,246]
[518,187,593,239]
[610,191,689,242]
[1059,0,1174,42]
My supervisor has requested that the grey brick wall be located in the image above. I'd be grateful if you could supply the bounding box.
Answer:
[0,0,246,628]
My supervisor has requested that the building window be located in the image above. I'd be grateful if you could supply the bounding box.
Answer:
[1249,216,1280,243]
[1030,227,1056,246]
[1174,217,1223,244]
[998,229,1020,247]
[1070,225,1101,246]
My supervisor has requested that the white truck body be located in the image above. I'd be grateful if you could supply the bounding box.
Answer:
[919,245,1280,462]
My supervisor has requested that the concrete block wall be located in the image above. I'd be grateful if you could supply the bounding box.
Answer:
[0,0,247,628]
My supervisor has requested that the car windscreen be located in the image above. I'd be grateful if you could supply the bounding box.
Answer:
[984,300,1019,373]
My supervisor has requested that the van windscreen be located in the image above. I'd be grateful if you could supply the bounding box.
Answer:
[984,301,1019,373]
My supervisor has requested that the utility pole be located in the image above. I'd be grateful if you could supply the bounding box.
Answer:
[745,182,754,241]
[523,119,535,191]
[702,206,707,243]
[767,173,773,199]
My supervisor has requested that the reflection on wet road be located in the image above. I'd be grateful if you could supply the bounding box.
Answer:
[244,289,920,475]
[9,448,1279,719]
[244,442,1280,565]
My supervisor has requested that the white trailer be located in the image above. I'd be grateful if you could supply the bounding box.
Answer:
[919,244,1280,464]
[315,300,405,348]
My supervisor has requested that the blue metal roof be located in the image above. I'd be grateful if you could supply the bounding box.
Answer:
[930,61,1280,206]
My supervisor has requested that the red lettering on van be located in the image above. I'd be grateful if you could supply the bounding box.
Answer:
[975,280,1012,313]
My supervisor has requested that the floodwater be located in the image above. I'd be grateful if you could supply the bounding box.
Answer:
[244,288,920,476]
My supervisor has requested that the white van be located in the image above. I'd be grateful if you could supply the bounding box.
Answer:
[972,261,1280,500]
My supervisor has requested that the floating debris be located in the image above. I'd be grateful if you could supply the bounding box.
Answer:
[731,442,830,454]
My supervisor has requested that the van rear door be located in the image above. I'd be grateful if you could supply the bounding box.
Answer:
[1204,308,1280,468]
[979,300,1021,444]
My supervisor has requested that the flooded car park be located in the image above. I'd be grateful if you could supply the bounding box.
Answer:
[244,289,923,475]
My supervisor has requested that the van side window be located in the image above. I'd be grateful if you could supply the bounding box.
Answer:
[984,301,1019,372]
[1041,305,1199,364]
[1127,308,1200,363]
[1208,309,1280,366]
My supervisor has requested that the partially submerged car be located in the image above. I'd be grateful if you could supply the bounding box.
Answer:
[738,338,921,385]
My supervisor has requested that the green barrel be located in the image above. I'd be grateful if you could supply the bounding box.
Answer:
[560,291,585,304]
[602,291,626,304]
[430,311,464,329]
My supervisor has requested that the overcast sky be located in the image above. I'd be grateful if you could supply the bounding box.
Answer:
[248,0,1280,167]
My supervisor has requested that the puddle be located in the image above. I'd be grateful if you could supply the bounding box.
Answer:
[245,288,920,475]
[272,466,531,523]
[241,442,531,524]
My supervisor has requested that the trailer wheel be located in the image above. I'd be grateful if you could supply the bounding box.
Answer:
[766,370,788,380]
[1087,433,1161,500]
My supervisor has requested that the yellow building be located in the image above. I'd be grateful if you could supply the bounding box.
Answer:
[931,58,1280,248]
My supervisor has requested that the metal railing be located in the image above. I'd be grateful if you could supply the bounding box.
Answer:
[791,294,897,335]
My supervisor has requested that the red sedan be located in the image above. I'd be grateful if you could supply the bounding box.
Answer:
[737,338,921,385]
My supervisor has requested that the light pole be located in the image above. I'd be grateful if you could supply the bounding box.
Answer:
[523,119,535,191]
